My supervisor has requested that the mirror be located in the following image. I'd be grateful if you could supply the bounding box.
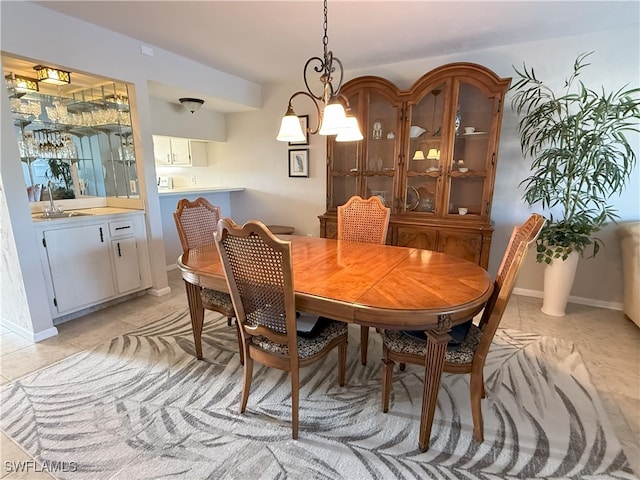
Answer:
[2,54,138,202]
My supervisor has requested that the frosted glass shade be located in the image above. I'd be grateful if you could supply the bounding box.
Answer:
[319,102,347,135]
[335,115,363,142]
[413,150,426,160]
[277,113,306,142]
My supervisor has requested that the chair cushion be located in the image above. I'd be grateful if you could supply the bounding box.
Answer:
[252,320,347,359]
[381,323,482,365]
[201,288,234,311]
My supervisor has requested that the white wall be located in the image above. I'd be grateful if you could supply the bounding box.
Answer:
[215,25,640,308]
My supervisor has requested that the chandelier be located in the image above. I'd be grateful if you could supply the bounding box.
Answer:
[276,0,362,143]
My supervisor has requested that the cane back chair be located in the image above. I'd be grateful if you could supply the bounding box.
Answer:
[215,218,348,439]
[337,195,391,365]
[380,213,545,442]
[174,198,237,360]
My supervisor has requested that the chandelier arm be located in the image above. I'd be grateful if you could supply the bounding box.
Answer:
[303,56,328,101]
[288,91,322,135]
[329,55,344,97]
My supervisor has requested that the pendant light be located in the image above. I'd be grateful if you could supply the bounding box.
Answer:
[277,0,362,142]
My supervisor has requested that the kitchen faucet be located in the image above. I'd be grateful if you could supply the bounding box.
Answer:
[44,181,64,217]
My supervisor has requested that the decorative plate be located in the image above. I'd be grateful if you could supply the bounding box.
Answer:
[406,186,419,211]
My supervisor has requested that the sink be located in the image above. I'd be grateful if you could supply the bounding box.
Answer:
[40,211,94,219]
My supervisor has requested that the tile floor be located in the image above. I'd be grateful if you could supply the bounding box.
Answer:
[1,270,639,478]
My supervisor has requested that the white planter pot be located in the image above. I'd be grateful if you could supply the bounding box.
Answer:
[541,250,580,317]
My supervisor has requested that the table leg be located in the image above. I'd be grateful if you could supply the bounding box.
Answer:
[184,280,205,360]
[419,327,450,452]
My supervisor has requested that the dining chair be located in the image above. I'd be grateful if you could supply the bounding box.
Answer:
[215,218,348,439]
[173,197,239,361]
[337,195,390,365]
[380,213,545,442]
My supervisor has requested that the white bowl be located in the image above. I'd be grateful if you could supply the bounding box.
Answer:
[409,126,426,138]
[458,167,469,173]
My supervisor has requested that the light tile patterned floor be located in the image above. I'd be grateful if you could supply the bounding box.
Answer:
[1,270,638,478]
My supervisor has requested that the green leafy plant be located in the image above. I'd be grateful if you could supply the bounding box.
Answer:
[510,51,640,264]
[46,158,75,199]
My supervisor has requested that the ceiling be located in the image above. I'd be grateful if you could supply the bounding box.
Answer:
[23,1,640,111]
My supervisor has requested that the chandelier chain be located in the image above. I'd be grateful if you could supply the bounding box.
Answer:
[322,0,329,58]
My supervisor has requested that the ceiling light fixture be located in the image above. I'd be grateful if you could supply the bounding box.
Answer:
[4,73,39,97]
[33,65,71,85]
[179,97,204,114]
[276,0,362,143]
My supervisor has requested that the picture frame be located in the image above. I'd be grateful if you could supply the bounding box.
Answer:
[288,149,309,178]
[288,115,309,146]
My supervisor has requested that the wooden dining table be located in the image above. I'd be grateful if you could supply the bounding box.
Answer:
[179,235,493,452]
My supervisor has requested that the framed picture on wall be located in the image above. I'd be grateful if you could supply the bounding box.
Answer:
[288,115,309,146]
[288,149,309,177]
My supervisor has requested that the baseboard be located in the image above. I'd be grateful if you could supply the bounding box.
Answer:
[166,263,179,271]
[0,318,58,342]
[147,286,172,297]
[513,288,624,311]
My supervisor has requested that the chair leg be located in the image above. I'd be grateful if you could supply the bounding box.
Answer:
[291,367,299,439]
[399,363,406,371]
[338,343,347,387]
[235,321,245,366]
[240,349,253,414]
[184,281,205,360]
[360,326,369,365]
[481,372,486,399]
[470,371,484,443]
[227,317,233,327]
[382,357,395,413]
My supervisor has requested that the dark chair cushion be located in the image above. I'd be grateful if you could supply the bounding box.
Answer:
[252,319,347,359]
[201,288,234,311]
[381,322,482,365]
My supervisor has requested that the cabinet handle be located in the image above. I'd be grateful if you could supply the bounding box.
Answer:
[167,153,171,162]
[117,242,122,257]
[172,153,176,162]
[99,227,104,243]
[115,226,131,231]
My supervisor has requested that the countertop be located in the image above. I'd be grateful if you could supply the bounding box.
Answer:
[157,186,244,196]
[31,207,144,223]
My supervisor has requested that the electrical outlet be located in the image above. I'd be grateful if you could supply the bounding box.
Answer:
[190,176,197,185]
[129,180,137,193]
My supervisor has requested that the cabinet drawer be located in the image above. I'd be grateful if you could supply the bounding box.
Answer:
[109,219,135,237]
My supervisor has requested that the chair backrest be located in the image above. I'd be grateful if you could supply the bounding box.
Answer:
[473,214,546,365]
[337,195,391,244]
[173,197,222,252]
[215,218,298,358]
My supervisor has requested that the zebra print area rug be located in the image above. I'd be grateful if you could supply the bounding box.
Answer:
[1,309,636,480]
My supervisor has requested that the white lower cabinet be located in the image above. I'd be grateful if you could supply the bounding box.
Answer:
[36,211,151,317]
[43,223,115,313]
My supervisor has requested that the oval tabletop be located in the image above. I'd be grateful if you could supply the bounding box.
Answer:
[179,236,493,330]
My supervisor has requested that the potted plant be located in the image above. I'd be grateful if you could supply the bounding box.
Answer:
[510,51,640,316]
[46,158,75,199]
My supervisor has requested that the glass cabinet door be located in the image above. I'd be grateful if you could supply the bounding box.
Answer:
[404,83,447,214]
[446,80,497,219]
[363,91,397,209]
[328,87,399,211]
[328,89,360,210]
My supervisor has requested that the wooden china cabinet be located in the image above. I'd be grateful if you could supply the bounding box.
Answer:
[319,63,511,269]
